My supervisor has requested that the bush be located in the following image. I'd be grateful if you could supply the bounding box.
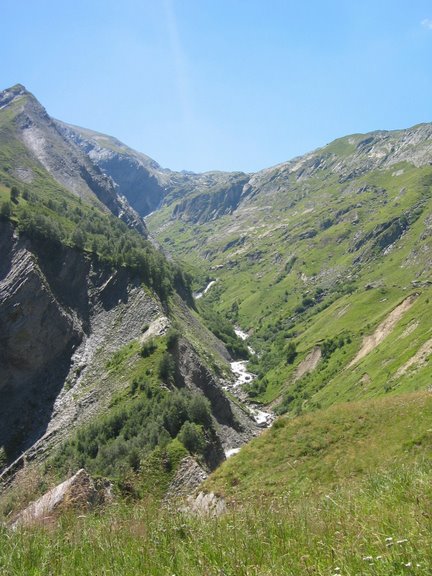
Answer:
[178,421,206,454]
[0,446,7,469]
[285,342,297,365]
[166,329,180,351]
[0,201,11,219]
[158,352,176,384]
[188,394,212,427]
[140,339,157,358]
[10,186,20,203]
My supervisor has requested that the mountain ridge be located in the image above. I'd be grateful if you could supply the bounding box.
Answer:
[2,82,432,521]
[0,84,257,489]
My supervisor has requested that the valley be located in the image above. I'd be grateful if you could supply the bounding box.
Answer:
[1,83,432,575]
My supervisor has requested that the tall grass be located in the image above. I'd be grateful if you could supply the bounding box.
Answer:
[1,459,432,575]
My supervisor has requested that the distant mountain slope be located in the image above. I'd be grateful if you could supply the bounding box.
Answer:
[145,122,432,413]
[57,121,250,220]
[0,84,145,233]
[53,106,432,417]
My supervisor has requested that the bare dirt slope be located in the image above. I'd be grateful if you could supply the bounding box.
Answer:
[349,294,418,367]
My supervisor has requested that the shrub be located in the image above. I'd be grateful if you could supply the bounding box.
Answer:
[166,328,180,351]
[178,421,206,454]
[10,186,20,203]
[0,201,11,219]
[140,339,157,358]
[285,342,297,365]
[188,394,212,427]
[158,352,176,384]
[0,446,7,469]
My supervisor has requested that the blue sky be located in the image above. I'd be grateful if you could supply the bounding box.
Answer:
[2,1,432,172]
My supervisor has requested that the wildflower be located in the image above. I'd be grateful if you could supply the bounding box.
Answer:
[385,537,393,542]
[404,562,412,568]
[397,539,408,544]
[362,556,373,562]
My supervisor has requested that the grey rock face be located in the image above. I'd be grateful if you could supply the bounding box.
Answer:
[184,491,226,516]
[11,468,111,528]
[0,223,81,459]
[0,85,146,235]
[56,121,251,223]
[171,173,251,224]
[55,120,171,217]
[164,456,208,500]
[0,221,161,464]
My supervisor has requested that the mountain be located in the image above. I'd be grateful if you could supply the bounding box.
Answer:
[56,120,251,222]
[144,123,432,414]
[2,80,432,529]
[0,84,146,233]
[2,83,432,572]
[0,85,256,487]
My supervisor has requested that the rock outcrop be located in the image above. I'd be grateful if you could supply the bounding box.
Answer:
[11,469,111,528]
[0,220,161,466]
[184,491,226,517]
[164,456,208,500]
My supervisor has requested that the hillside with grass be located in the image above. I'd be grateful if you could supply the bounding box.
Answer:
[143,125,432,416]
[2,392,432,575]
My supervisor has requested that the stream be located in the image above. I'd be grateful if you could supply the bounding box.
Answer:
[194,280,217,300]
[193,282,274,455]
[224,327,274,457]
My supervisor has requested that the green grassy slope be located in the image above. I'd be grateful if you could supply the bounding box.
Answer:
[204,391,432,500]
[147,128,432,412]
[3,392,432,575]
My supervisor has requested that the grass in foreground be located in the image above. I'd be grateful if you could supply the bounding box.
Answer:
[1,460,432,575]
[2,392,432,575]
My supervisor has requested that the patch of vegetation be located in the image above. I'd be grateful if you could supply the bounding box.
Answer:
[197,300,249,359]
[4,392,432,575]
[49,378,214,480]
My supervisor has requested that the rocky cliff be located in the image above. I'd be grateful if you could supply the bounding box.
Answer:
[0,219,159,462]
[0,84,146,234]
[0,220,256,482]
[56,121,251,223]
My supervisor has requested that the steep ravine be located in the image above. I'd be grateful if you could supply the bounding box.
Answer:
[0,220,160,465]
[0,221,258,486]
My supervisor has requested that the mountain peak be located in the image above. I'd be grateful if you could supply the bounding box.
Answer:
[0,83,32,110]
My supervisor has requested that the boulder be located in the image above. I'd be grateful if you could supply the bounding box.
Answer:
[11,469,111,528]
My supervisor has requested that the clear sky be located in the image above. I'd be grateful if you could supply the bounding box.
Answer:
[2,1,432,173]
